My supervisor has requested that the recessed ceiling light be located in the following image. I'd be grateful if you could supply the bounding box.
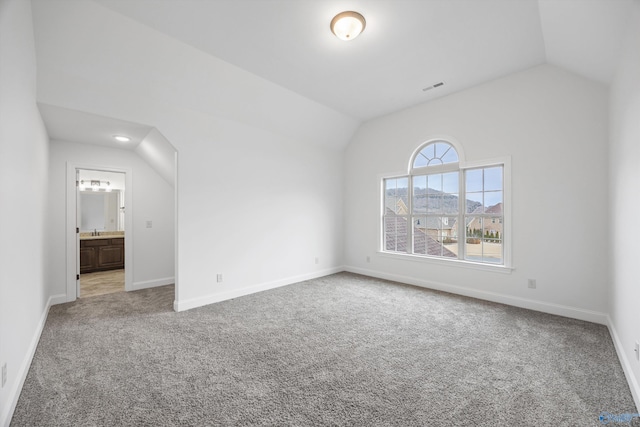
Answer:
[113,135,131,143]
[330,11,366,41]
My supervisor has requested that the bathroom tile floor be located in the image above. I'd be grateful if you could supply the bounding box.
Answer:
[80,269,125,298]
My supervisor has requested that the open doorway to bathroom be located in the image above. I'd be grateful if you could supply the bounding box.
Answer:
[77,169,126,298]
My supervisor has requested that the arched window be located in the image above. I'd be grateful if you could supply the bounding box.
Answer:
[412,141,459,168]
[383,140,508,266]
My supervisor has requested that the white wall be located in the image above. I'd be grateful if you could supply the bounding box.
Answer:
[135,129,176,188]
[0,1,50,425]
[609,0,640,409]
[31,0,351,310]
[344,64,610,322]
[48,140,175,292]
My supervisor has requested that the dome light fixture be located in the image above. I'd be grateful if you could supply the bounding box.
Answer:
[330,11,366,41]
[113,135,131,143]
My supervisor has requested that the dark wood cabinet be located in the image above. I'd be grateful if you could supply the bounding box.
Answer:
[80,238,124,273]
[79,245,97,272]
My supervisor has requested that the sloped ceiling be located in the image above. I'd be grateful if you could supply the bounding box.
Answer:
[32,0,633,154]
[38,103,153,150]
[91,0,632,121]
[538,0,632,84]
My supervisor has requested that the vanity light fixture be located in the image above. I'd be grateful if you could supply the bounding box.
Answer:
[330,11,366,41]
[80,180,111,192]
[113,135,131,143]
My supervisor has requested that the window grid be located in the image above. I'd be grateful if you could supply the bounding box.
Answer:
[463,166,504,264]
[382,141,506,266]
[383,177,409,253]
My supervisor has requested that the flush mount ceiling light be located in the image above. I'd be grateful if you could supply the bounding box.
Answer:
[330,11,366,41]
[113,135,131,143]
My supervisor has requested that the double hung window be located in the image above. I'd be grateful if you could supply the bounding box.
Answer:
[382,140,508,266]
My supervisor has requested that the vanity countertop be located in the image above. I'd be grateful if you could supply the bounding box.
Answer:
[79,232,124,240]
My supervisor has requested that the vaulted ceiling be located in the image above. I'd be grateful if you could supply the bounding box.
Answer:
[91,0,632,121]
[33,0,633,150]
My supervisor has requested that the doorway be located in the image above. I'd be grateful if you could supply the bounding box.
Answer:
[65,163,133,302]
[77,169,126,298]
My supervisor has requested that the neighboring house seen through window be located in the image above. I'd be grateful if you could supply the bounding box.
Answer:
[382,140,508,266]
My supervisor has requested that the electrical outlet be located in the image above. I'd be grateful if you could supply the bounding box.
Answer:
[315,257,319,265]
[635,342,639,361]
[527,279,536,289]
[145,220,153,228]
[366,256,371,263]
[2,362,7,387]
[216,274,223,283]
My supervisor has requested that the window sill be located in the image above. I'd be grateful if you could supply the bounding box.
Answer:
[377,251,513,274]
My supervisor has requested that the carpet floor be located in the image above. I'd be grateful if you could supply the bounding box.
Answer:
[11,273,639,426]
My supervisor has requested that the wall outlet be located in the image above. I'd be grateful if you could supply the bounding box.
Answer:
[527,279,536,289]
[145,220,153,228]
[315,257,319,265]
[366,256,371,263]
[2,362,6,387]
[216,274,223,283]
[635,342,639,361]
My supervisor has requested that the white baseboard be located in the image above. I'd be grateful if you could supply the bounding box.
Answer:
[173,267,343,312]
[345,266,609,325]
[607,316,640,412]
[49,293,68,306]
[1,296,53,427]
[132,277,175,291]
[4,269,636,426]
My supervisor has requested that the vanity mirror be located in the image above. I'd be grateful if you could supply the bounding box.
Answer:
[80,190,124,232]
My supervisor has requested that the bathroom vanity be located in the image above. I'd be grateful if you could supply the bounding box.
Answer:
[79,233,125,273]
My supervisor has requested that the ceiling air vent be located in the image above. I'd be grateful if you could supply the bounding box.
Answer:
[422,82,445,92]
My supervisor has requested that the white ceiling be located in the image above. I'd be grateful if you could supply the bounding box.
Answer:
[91,0,632,121]
[35,0,633,149]
[538,0,632,84]
[38,103,153,149]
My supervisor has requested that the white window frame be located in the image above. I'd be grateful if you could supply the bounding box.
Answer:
[379,139,512,273]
